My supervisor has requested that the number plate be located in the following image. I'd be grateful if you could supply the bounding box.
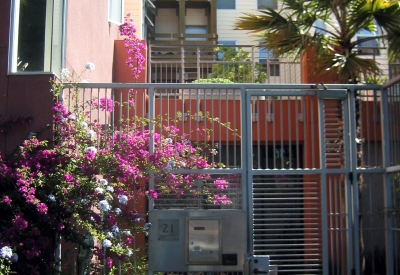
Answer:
[158,219,179,241]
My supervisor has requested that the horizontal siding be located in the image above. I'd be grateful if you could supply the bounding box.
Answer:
[217,0,282,43]
[124,0,143,38]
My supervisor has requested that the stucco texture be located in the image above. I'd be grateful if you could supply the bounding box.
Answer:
[65,0,120,83]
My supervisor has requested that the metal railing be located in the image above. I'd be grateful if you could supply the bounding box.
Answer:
[148,44,302,84]
[60,81,400,275]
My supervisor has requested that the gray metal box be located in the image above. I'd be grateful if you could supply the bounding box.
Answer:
[187,218,221,264]
[148,210,247,272]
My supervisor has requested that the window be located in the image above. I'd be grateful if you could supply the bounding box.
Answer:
[217,0,235,9]
[217,41,236,60]
[9,0,65,73]
[108,0,124,24]
[259,47,280,77]
[356,24,381,55]
[257,0,277,9]
[185,26,207,41]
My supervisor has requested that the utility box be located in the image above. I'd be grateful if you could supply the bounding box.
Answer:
[148,210,247,273]
[187,218,221,264]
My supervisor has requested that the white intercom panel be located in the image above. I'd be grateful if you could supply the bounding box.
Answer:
[186,218,221,264]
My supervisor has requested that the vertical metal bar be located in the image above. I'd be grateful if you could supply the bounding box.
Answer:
[244,87,252,253]
[318,97,329,275]
[288,97,292,168]
[251,46,255,83]
[342,91,354,275]
[148,86,155,212]
[380,85,394,275]
[348,88,360,275]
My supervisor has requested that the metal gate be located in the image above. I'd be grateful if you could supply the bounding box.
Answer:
[63,81,400,275]
[245,87,351,275]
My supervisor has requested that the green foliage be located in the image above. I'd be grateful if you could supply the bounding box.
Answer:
[235,0,400,83]
[197,47,267,83]
[192,78,234,83]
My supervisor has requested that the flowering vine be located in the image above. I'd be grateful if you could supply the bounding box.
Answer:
[0,73,236,275]
[119,14,146,80]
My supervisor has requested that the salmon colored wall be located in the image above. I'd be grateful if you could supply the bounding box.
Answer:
[113,40,148,125]
[113,40,147,83]
[302,47,339,84]
[65,0,119,83]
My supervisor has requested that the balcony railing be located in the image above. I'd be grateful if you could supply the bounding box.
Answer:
[148,44,302,84]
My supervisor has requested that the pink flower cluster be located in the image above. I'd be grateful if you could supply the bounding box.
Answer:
[119,14,146,79]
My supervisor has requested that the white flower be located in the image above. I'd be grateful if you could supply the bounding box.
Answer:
[144,223,153,231]
[126,249,133,257]
[88,129,96,138]
[111,225,120,235]
[106,232,114,239]
[98,200,111,212]
[60,68,70,81]
[164,160,176,172]
[106,185,114,193]
[118,195,128,205]
[122,230,131,236]
[164,138,172,144]
[86,146,97,154]
[85,62,95,71]
[95,187,104,194]
[81,199,89,205]
[47,194,56,202]
[0,246,12,259]
[99,179,108,186]
[80,121,88,129]
[114,208,122,216]
[211,149,218,155]
[102,239,112,248]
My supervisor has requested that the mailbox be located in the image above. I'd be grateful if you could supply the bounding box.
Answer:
[148,210,247,272]
[186,218,221,264]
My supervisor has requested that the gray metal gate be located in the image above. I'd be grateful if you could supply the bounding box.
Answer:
[245,87,351,275]
[63,80,400,275]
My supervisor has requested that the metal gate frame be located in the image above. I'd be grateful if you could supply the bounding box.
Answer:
[243,87,352,274]
[62,81,400,275]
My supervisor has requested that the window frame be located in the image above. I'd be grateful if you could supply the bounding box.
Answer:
[259,46,280,77]
[185,26,208,41]
[108,0,124,25]
[8,0,66,74]
[217,41,236,60]
[257,0,278,10]
[216,0,236,10]
[356,26,381,56]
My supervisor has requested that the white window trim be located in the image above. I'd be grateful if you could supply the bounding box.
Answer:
[108,0,125,25]
[8,0,66,74]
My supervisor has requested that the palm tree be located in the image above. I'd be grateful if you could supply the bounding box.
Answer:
[235,0,400,83]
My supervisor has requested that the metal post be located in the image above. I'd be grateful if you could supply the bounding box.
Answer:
[348,88,360,275]
[380,86,395,275]
[317,96,329,275]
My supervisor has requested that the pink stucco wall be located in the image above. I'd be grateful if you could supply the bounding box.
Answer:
[65,0,120,83]
[1,0,120,156]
